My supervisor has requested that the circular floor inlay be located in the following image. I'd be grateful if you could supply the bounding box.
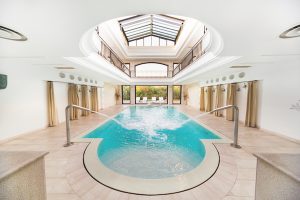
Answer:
[84,140,220,195]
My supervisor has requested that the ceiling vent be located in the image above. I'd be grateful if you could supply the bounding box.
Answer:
[279,25,300,38]
[230,65,251,69]
[0,26,27,41]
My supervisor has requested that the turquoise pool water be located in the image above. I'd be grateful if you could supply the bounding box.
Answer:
[84,106,220,179]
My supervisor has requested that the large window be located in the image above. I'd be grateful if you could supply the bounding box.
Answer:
[172,85,182,104]
[135,85,168,104]
[128,36,175,47]
[119,14,184,46]
[122,85,131,104]
[135,63,168,77]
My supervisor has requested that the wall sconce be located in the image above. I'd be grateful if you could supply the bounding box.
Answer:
[236,87,241,92]
[221,88,226,92]
[242,83,247,88]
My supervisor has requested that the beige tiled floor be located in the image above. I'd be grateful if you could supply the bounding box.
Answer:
[1,105,300,200]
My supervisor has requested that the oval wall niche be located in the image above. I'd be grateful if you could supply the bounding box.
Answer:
[59,72,65,78]
[238,72,245,78]
[69,75,75,80]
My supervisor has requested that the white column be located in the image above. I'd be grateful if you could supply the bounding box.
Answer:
[100,87,104,110]
[168,85,173,105]
[130,85,135,105]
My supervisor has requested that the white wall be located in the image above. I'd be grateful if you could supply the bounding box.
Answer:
[186,62,300,140]
[102,83,116,108]
[0,63,103,141]
[53,82,68,123]
[0,65,48,141]
[187,83,200,109]
[253,64,300,140]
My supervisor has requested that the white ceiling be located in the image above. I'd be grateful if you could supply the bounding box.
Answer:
[0,0,299,85]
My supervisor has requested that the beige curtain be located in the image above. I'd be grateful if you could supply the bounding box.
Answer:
[68,83,79,120]
[200,87,205,112]
[215,85,223,117]
[205,86,212,112]
[226,83,237,121]
[81,85,90,116]
[90,86,99,112]
[47,81,58,127]
[245,81,258,127]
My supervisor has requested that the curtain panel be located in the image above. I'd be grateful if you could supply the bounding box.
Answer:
[68,83,79,120]
[245,81,258,127]
[200,87,205,112]
[90,86,99,112]
[81,85,90,116]
[215,85,223,117]
[226,83,237,121]
[47,81,58,127]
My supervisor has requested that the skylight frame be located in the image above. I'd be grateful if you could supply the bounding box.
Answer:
[119,14,184,45]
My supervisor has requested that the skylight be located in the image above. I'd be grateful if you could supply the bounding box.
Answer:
[119,14,184,46]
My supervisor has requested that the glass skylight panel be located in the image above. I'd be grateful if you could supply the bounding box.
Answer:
[128,33,152,41]
[128,41,137,46]
[119,14,184,46]
[144,36,151,46]
[160,39,167,46]
[167,40,174,46]
[152,36,159,46]
[136,39,143,46]
[126,29,151,38]
[123,21,151,31]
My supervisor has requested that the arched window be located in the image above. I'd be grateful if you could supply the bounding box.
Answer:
[135,63,168,77]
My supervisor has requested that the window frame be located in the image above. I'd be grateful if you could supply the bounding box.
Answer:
[134,62,169,78]
[172,85,182,104]
[135,85,168,104]
[121,85,131,104]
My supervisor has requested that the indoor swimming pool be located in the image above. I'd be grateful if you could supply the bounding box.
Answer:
[83,106,220,179]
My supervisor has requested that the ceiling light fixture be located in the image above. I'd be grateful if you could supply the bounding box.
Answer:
[230,65,251,68]
[279,25,300,38]
[0,26,27,41]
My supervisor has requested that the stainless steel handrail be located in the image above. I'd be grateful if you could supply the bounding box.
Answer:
[64,104,115,147]
[207,105,241,148]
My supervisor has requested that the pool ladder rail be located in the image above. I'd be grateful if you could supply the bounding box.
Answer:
[64,104,241,149]
[63,104,122,147]
[206,105,241,149]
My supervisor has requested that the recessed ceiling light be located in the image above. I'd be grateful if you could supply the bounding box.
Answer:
[0,26,27,41]
[230,65,252,68]
[279,25,300,38]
